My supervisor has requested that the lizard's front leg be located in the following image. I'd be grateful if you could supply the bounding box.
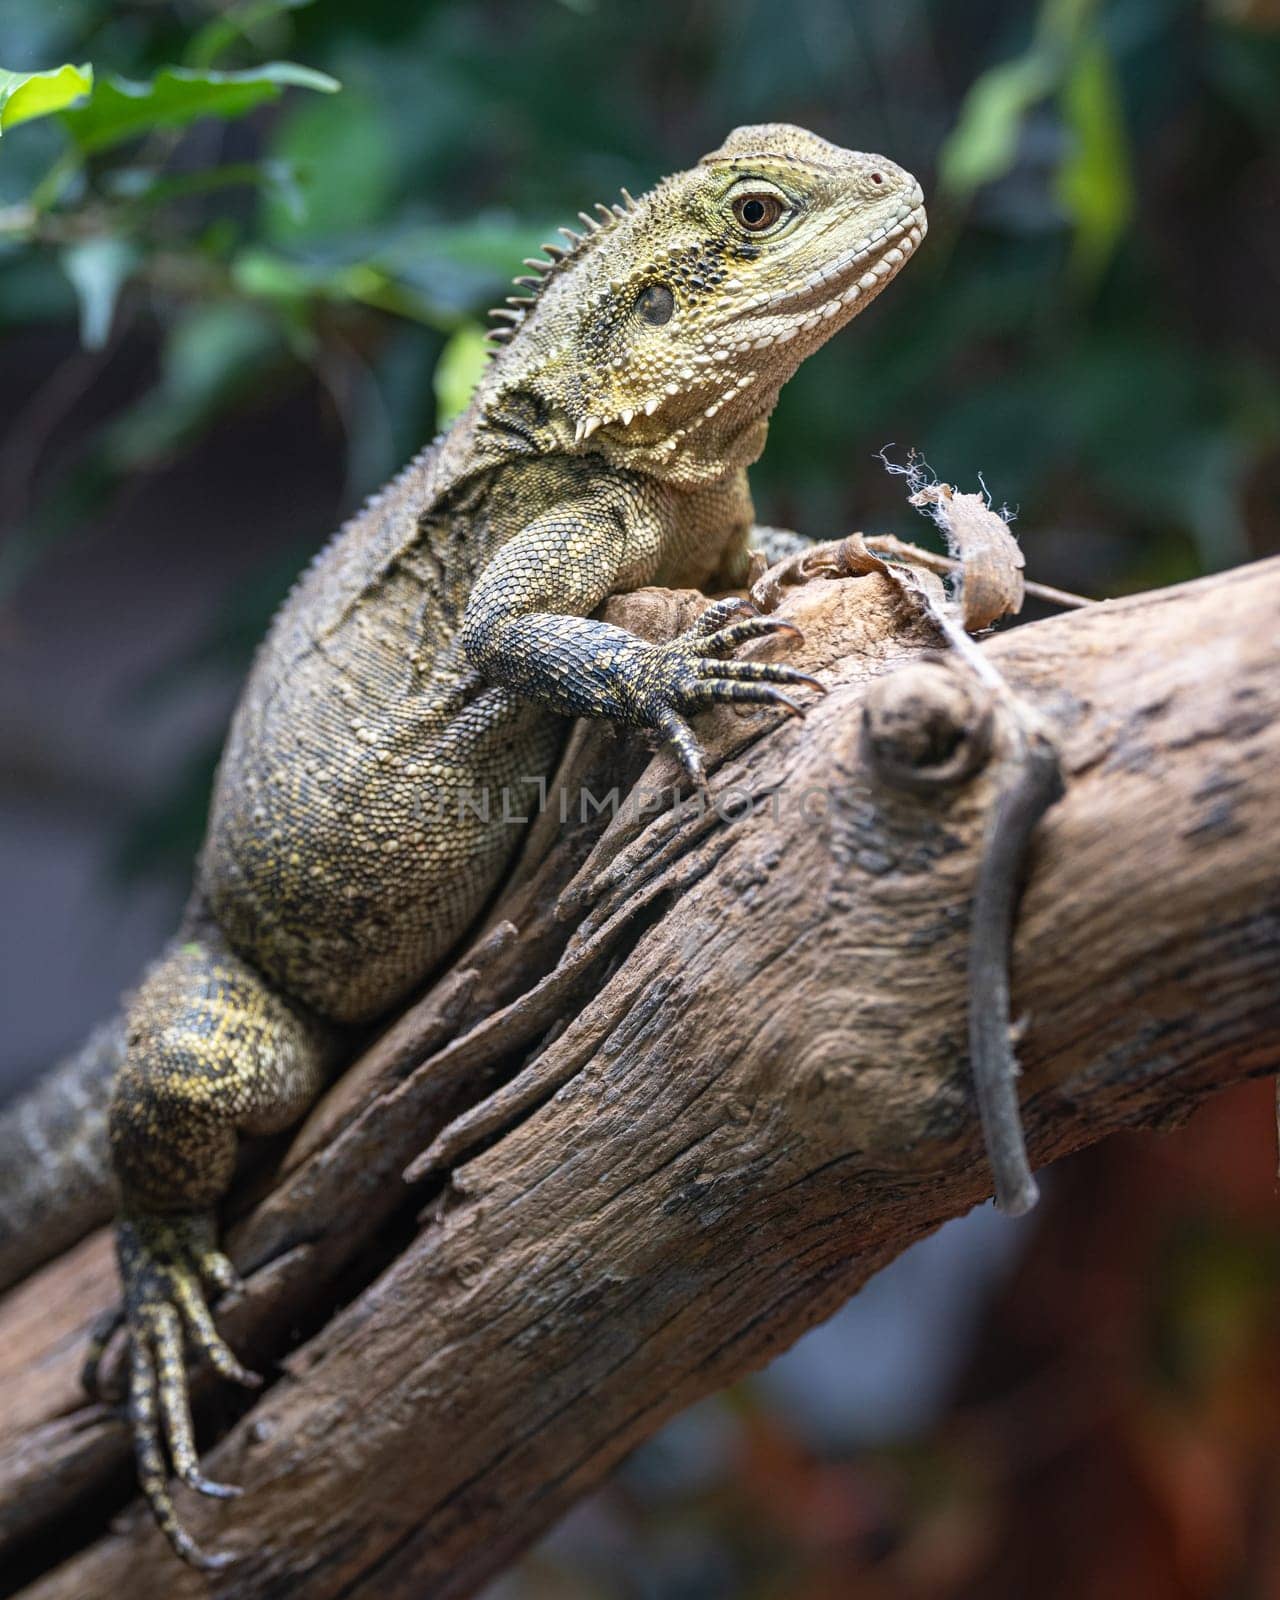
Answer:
[91,931,330,1568]
[461,492,823,785]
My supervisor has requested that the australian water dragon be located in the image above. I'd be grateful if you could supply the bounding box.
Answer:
[0,123,926,1564]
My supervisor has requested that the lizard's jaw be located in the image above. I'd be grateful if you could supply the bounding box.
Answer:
[725,189,927,354]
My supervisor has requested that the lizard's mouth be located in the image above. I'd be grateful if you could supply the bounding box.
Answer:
[757,194,927,317]
[715,189,927,338]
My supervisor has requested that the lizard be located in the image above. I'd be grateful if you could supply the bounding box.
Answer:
[0,122,926,1566]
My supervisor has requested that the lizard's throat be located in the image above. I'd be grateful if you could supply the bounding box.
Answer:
[600,380,778,486]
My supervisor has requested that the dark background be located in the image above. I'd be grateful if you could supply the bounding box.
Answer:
[1,2,1277,1595]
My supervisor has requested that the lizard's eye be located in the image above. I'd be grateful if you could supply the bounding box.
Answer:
[732,192,785,232]
[635,283,674,325]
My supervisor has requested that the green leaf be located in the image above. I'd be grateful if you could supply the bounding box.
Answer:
[62,62,339,154]
[1056,38,1133,280]
[938,53,1055,196]
[375,219,553,322]
[433,322,489,424]
[59,234,140,348]
[0,62,93,134]
[263,89,397,242]
[260,158,306,223]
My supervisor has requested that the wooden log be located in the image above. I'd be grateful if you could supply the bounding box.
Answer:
[3,558,1277,1599]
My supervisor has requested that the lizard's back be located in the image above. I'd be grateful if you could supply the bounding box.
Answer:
[199,436,586,1024]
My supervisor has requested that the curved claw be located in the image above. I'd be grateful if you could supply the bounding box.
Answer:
[172,1530,238,1573]
[185,1470,245,1501]
[770,692,806,718]
[196,1548,239,1573]
[222,1355,264,1390]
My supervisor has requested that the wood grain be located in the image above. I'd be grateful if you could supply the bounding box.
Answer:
[3,559,1277,1599]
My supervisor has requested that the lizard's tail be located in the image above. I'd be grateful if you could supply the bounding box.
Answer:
[0,1014,126,1295]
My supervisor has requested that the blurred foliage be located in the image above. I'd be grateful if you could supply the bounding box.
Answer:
[0,0,1277,877]
[941,0,1136,279]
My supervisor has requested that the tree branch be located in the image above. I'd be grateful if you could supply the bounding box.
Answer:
[2,557,1277,1600]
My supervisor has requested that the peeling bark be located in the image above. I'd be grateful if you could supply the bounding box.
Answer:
[1,557,1277,1600]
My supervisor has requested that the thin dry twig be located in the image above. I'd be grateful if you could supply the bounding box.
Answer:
[863,534,1092,611]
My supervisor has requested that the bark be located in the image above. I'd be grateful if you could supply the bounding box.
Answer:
[1,555,1277,1600]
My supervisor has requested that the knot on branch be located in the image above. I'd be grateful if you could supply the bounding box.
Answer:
[861,658,994,792]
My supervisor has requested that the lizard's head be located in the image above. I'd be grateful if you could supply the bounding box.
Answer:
[487,123,926,470]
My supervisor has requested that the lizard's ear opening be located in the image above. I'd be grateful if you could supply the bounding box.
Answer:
[634,283,674,325]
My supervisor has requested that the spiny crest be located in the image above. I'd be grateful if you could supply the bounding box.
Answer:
[484,185,641,352]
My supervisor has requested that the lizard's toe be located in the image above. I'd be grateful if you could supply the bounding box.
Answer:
[692,657,824,691]
[81,1303,126,1401]
[655,709,707,788]
[171,1271,261,1388]
[697,615,803,656]
[678,680,809,717]
[685,597,757,638]
[109,1212,255,1565]
[129,1309,231,1567]
[187,1226,246,1299]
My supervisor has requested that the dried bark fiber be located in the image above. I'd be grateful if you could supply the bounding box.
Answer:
[2,556,1277,1600]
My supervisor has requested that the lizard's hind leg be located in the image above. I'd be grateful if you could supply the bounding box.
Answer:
[96,928,332,1568]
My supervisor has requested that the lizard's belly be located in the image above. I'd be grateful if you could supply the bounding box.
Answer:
[200,646,564,1024]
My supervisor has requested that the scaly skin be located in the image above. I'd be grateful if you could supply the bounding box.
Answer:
[67,124,926,1565]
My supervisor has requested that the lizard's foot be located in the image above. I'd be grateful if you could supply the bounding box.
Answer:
[95,1211,260,1569]
[633,599,824,784]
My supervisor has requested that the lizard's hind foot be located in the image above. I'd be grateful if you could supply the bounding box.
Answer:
[111,1211,259,1568]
